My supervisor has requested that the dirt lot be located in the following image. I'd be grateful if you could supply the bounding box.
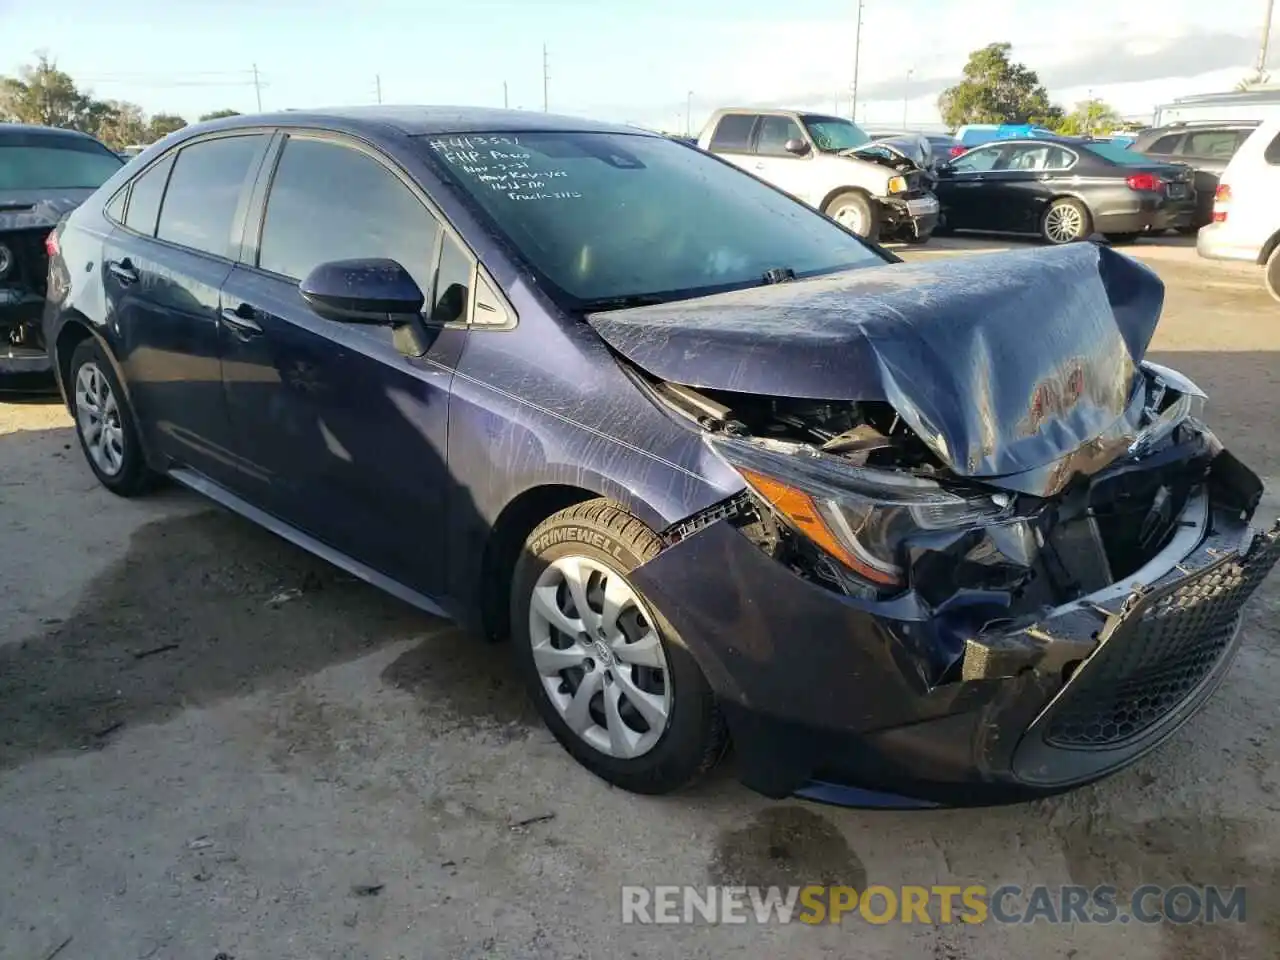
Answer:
[2,237,1278,960]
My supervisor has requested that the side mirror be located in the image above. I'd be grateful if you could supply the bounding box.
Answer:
[935,164,954,177]
[299,258,425,323]
[784,138,811,156]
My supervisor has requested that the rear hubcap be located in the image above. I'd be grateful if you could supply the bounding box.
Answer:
[74,362,125,477]
[528,555,672,759]
[1045,203,1084,243]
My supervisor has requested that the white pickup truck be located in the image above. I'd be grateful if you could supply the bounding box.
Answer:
[697,108,939,243]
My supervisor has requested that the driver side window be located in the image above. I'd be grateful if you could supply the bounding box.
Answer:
[950,145,1003,172]
[756,116,805,157]
[258,136,442,301]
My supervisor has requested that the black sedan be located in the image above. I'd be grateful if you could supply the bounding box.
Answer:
[933,137,1196,244]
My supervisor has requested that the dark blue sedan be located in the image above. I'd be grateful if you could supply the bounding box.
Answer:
[44,108,1277,806]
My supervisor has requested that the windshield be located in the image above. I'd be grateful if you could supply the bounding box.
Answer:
[1081,141,1150,166]
[802,116,871,153]
[0,136,123,190]
[423,131,882,306]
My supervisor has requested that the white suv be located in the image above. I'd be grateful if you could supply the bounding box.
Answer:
[698,109,939,243]
[1197,116,1280,301]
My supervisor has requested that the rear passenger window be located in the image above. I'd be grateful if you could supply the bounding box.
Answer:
[1147,134,1183,154]
[1266,133,1280,165]
[157,135,264,257]
[257,137,440,298]
[709,114,755,152]
[123,154,174,236]
[1185,131,1239,158]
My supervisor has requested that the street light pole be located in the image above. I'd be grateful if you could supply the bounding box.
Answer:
[1259,0,1275,78]
[686,90,693,137]
[851,0,864,123]
[902,68,913,128]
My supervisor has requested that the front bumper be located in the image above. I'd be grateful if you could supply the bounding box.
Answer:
[630,476,1278,807]
[0,296,52,376]
[879,194,939,239]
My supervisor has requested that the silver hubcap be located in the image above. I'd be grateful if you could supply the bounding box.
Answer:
[1045,203,1084,243]
[529,555,672,759]
[833,201,867,236]
[75,362,125,477]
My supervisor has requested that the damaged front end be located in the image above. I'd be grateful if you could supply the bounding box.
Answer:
[600,245,1279,803]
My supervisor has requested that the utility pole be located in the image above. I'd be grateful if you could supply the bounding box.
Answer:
[542,43,549,113]
[903,68,913,128]
[1259,0,1275,78]
[850,0,864,123]
[252,63,262,112]
[375,74,382,104]
[503,81,509,109]
[686,90,693,136]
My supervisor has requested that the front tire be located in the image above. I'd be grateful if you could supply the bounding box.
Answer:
[68,339,156,496]
[511,499,727,794]
[1041,198,1091,244]
[824,190,879,241]
[1266,245,1280,304]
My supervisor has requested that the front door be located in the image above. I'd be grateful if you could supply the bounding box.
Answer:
[751,114,818,205]
[935,143,1005,230]
[217,132,468,597]
[101,133,271,488]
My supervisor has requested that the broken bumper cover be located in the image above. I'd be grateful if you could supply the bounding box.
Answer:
[629,501,1279,807]
[0,292,52,375]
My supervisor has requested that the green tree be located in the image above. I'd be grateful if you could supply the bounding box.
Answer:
[198,109,240,121]
[0,54,91,127]
[88,99,148,148]
[1055,99,1122,136]
[938,43,1063,129]
[147,113,187,141]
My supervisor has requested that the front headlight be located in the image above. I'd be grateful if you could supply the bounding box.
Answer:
[887,175,909,194]
[710,435,1012,589]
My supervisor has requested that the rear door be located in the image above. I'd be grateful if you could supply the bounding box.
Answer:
[217,131,467,596]
[993,143,1077,233]
[704,113,758,175]
[101,132,271,487]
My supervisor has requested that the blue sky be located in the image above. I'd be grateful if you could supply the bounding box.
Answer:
[0,0,1272,130]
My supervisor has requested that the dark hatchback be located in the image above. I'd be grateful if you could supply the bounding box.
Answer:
[2,124,123,377]
[934,137,1197,244]
[44,108,1277,807]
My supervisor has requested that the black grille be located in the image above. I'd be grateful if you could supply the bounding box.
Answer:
[1046,526,1280,748]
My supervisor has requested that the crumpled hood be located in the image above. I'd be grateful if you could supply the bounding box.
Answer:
[587,243,1165,483]
[0,190,95,233]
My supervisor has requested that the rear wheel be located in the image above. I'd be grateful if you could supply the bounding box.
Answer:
[824,191,879,241]
[511,500,726,794]
[1265,245,1280,304]
[68,339,157,496]
[1041,198,1091,244]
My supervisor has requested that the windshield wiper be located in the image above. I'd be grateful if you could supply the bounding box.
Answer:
[578,293,670,312]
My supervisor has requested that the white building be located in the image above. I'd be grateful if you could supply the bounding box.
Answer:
[1153,88,1280,125]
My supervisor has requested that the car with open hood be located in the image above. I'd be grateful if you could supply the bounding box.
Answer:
[44,107,1277,807]
[698,108,938,243]
[1,124,123,378]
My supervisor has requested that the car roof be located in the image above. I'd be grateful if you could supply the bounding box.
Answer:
[0,123,106,142]
[199,105,645,138]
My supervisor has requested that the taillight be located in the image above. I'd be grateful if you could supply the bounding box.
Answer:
[1125,172,1164,192]
[44,230,60,258]
[1212,183,1231,223]
[949,145,967,158]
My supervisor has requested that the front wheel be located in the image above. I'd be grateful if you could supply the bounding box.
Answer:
[511,500,727,794]
[824,191,879,241]
[1041,198,1092,244]
[1266,245,1280,304]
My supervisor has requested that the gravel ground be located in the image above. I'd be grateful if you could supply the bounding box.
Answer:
[1,236,1277,960]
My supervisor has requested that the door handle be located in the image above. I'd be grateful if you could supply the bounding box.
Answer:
[220,304,263,336]
[106,259,138,284]
[754,162,765,170]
